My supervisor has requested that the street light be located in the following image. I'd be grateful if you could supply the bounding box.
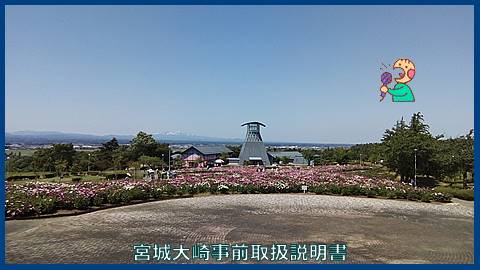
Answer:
[161,154,165,171]
[414,148,418,188]
[87,153,91,174]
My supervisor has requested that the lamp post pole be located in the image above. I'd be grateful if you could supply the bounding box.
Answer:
[162,154,165,171]
[414,148,418,188]
[87,153,91,174]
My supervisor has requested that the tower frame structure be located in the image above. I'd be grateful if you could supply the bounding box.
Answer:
[238,121,271,166]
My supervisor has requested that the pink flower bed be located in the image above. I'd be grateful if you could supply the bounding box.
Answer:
[6,165,446,218]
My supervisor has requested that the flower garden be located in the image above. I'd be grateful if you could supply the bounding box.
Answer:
[5,165,452,218]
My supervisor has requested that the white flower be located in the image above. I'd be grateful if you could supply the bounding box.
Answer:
[123,185,135,190]
[218,184,229,190]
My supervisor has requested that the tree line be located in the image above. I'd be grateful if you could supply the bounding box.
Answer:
[6,132,171,176]
[6,112,474,186]
[301,112,474,186]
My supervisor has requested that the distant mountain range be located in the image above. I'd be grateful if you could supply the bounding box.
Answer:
[5,131,242,146]
[5,130,353,148]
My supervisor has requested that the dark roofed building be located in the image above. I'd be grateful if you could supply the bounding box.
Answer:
[182,145,232,168]
[268,151,307,165]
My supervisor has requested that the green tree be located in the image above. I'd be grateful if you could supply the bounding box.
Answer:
[138,155,165,169]
[94,138,120,170]
[51,144,76,168]
[460,129,474,188]
[382,113,437,182]
[31,144,75,172]
[5,156,34,172]
[54,159,68,179]
[130,131,169,160]
[71,151,91,174]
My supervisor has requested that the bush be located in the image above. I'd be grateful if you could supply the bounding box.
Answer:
[311,185,328,195]
[406,191,422,201]
[420,193,432,203]
[435,187,473,201]
[340,185,368,196]
[431,192,452,203]
[6,173,37,181]
[72,195,91,209]
[43,173,55,178]
[327,185,342,195]
[162,185,177,196]
[72,177,81,183]
[218,184,230,194]
[32,196,57,214]
[103,173,129,180]
[106,189,131,204]
[365,188,377,198]
[92,194,106,206]
[127,187,150,201]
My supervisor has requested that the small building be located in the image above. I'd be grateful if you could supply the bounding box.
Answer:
[227,157,240,165]
[268,151,308,165]
[182,145,232,168]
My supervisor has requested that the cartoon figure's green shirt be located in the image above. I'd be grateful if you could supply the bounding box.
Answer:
[388,83,415,102]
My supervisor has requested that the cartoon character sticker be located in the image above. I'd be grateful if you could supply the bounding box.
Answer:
[379,59,416,102]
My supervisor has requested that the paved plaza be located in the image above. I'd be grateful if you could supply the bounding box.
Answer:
[6,194,474,264]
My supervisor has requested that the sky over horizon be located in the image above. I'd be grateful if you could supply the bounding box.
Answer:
[6,5,474,144]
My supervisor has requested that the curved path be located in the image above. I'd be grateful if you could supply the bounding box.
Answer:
[6,194,474,264]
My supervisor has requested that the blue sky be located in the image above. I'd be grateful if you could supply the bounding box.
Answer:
[5,5,473,143]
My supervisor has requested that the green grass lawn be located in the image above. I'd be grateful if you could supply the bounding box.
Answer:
[434,186,474,201]
[6,148,97,157]
[5,149,36,156]
[13,175,107,184]
[7,169,147,184]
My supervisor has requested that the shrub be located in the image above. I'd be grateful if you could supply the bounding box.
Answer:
[72,177,81,183]
[106,189,131,204]
[162,185,177,196]
[365,188,377,198]
[345,186,368,196]
[6,173,37,181]
[218,184,229,194]
[180,185,197,195]
[43,173,55,178]
[420,193,432,203]
[406,191,422,201]
[92,194,106,206]
[312,185,328,195]
[103,172,129,180]
[431,192,452,203]
[127,187,150,201]
[435,187,473,201]
[393,189,408,199]
[327,185,342,195]
[72,195,91,209]
[32,196,57,215]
